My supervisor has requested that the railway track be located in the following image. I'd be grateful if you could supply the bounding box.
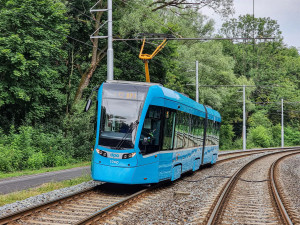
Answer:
[216,148,282,164]
[217,146,294,162]
[0,184,147,225]
[204,148,300,225]
[0,147,298,225]
[271,152,300,225]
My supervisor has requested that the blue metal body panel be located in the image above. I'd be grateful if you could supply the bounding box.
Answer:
[91,82,221,184]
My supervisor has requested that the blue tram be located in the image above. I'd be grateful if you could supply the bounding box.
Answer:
[90,80,221,184]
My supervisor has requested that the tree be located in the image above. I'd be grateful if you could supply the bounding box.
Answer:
[0,0,69,130]
[220,15,300,147]
[220,14,282,40]
[149,0,234,17]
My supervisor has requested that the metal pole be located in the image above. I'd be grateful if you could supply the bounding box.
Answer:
[107,0,113,80]
[243,85,246,150]
[196,61,199,103]
[281,99,284,148]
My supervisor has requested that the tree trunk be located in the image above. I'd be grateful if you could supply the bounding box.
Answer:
[73,48,106,103]
[73,1,106,104]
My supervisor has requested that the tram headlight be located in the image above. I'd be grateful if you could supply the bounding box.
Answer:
[129,153,136,158]
[96,149,107,157]
[122,152,136,159]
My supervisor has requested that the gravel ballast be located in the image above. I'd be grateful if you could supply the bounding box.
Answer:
[0,180,101,218]
[278,153,300,222]
[104,152,273,224]
[0,150,293,224]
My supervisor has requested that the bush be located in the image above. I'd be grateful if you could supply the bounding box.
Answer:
[0,125,86,172]
[27,151,45,169]
[53,154,70,167]
[271,124,282,147]
[248,110,272,129]
[220,124,235,150]
[284,126,300,146]
[247,125,272,148]
[232,138,243,150]
[0,100,99,172]
[0,144,22,172]
[0,145,14,172]
[63,101,96,159]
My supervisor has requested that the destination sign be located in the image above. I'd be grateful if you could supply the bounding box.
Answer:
[102,83,148,101]
[117,92,137,100]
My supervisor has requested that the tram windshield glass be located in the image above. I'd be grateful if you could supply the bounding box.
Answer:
[99,83,148,149]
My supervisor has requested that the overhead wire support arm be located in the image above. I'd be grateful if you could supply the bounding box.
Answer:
[90,1,108,12]
[90,21,108,39]
[89,0,113,80]
[90,9,108,12]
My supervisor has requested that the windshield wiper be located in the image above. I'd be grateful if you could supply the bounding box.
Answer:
[115,120,139,150]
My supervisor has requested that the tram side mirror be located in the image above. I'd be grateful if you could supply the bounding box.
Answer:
[142,137,149,145]
[84,99,92,112]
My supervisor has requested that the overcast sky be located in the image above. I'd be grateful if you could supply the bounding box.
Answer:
[201,0,300,48]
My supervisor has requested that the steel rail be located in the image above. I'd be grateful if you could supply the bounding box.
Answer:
[216,152,264,164]
[270,152,300,225]
[216,147,294,164]
[205,147,300,225]
[0,186,97,225]
[219,146,299,157]
[75,188,148,225]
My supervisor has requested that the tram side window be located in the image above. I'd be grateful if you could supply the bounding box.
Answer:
[210,120,220,145]
[215,121,220,144]
[190,115,196,147]
[174,111,184,149]
[139,105,162,155]
[206,120,220,146]
[179,112,189,149]
[162,110,176,150]
[192,115,205,147]
[212,121,217,145]
[199,117,205,146]
[174,111,191,149]
[206,120,212,146]
[190,115,197,147]
[183,113,190,148]
[216,122,221,136]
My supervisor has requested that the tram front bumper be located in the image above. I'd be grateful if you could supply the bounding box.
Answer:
[92,162,159,184]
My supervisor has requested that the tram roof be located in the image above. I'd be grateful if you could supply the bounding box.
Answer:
[106,80,162,87]
[158,86,221,120]
[104,80,221,120]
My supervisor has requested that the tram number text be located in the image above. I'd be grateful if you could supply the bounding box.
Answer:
[110,160,119,165]
[118,92,137,99]
[110,153,120,158]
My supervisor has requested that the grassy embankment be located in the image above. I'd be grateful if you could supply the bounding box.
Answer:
[0,174,92,206]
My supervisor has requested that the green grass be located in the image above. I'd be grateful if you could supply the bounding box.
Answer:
[0,175,92,206]
[0,161,90,179]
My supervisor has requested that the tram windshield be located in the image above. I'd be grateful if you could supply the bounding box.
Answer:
[99,83,148,149]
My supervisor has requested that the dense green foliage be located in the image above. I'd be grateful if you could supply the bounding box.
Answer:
[0,0,299,172]
[0,0,69,129]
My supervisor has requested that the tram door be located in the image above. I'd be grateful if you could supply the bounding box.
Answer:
[159,109,176,181]
[138,105,162,168]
